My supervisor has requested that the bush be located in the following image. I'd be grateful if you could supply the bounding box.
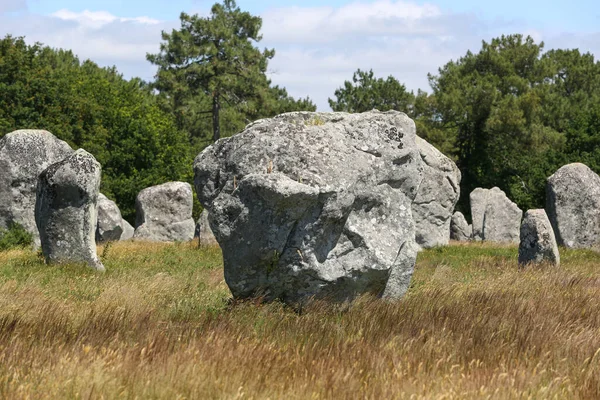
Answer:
[0,223,33,251]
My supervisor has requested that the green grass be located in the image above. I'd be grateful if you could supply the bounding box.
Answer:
[1,240,600,398]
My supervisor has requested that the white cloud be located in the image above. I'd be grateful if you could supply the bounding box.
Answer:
[260,1,492,108]
[261,1,448,44]
[0,9,173,81]
[51,9,161,29]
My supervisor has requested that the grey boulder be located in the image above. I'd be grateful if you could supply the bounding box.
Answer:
[546,163,600,248]
[470,188,489,241]
[470,187,522,243]
[35,149,104,271]
[133,181,195,242]
[0,130,73,245]
[412,136,461,249]
[120,219,134,241]
[96,193,123,243]
[450,211,472,241]
[519,209,560,266]
[195,210,218,246]
[194,110,424,304]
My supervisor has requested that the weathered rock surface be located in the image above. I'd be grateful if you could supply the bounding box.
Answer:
[96,193,123,243]
[195,210,218,246]
[450,211,472,241]
[0,130,73,245]
[35,149,104,271]
[519,209,560,266]
[546,163,600,248]
[133,182,195,242]
[412,137,461,249]
[470,187,522,243]
[120,219,134,240]
[483,189,523,243]
[194,110,424,304]
[470,188,489,241]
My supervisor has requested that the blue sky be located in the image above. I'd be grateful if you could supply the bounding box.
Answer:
[26,0,600,31]
[3,0,600,110]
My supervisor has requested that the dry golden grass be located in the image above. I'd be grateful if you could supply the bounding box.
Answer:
[1,241,600,399]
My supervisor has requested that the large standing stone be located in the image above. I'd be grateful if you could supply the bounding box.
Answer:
[195,210,218,246]
[519,209,560,266]
[546,163,600,248]
[96,193,123,243]
[194,110,424,304]
[412,137,461,249]
[35,149,104,271]
[0,130,73,245]
[450,211,472,241]
[470,187,522,243]
[133,182,195,242]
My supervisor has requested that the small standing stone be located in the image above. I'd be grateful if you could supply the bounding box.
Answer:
[450,211,472,241]
[133,182,195,242]
[519,209,560,267]
[470,188,490,241]
[470,187,522,243]
[96,193,123,243]
[120,219,135,240]
[482,188,522,243]
[35,149,104,271]
[195,210,218,246]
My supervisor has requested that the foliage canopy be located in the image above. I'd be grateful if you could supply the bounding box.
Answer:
[147,0,315,147]
[0,35,191,221]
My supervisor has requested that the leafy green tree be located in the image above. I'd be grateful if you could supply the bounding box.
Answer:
[148,0,293,144]
[328,69,414,113]
[0,35,191,222]
[410,90,457,157]
[429,34,600,213]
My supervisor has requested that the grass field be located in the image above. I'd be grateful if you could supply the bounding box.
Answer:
[1,241,600,399]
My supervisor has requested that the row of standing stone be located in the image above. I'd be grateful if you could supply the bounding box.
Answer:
[0,130,209,270]
[450,163,600,266]
[34,150,201,270]
[2,127,596,274]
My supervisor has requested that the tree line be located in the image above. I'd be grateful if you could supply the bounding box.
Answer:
[1,0,599,221]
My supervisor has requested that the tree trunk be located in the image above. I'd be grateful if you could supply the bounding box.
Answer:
[212,92,220,142]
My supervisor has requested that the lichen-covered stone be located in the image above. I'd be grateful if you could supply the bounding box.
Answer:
[194,110,424,304]
[519,209,560,266]
[35,149,104,271]
[96,193,123,243]
[470,187,522,243]
[546,163,600,249]
[470,188,489,241]
[120,219,134,240]
[483,189,522,243]
[0,130,73,245]
[195,210,218,246]
[412,137,461,249]
[133,182,195,242]
[450,211,472,241]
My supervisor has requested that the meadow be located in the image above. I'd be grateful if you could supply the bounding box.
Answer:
[0,241,599,399]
